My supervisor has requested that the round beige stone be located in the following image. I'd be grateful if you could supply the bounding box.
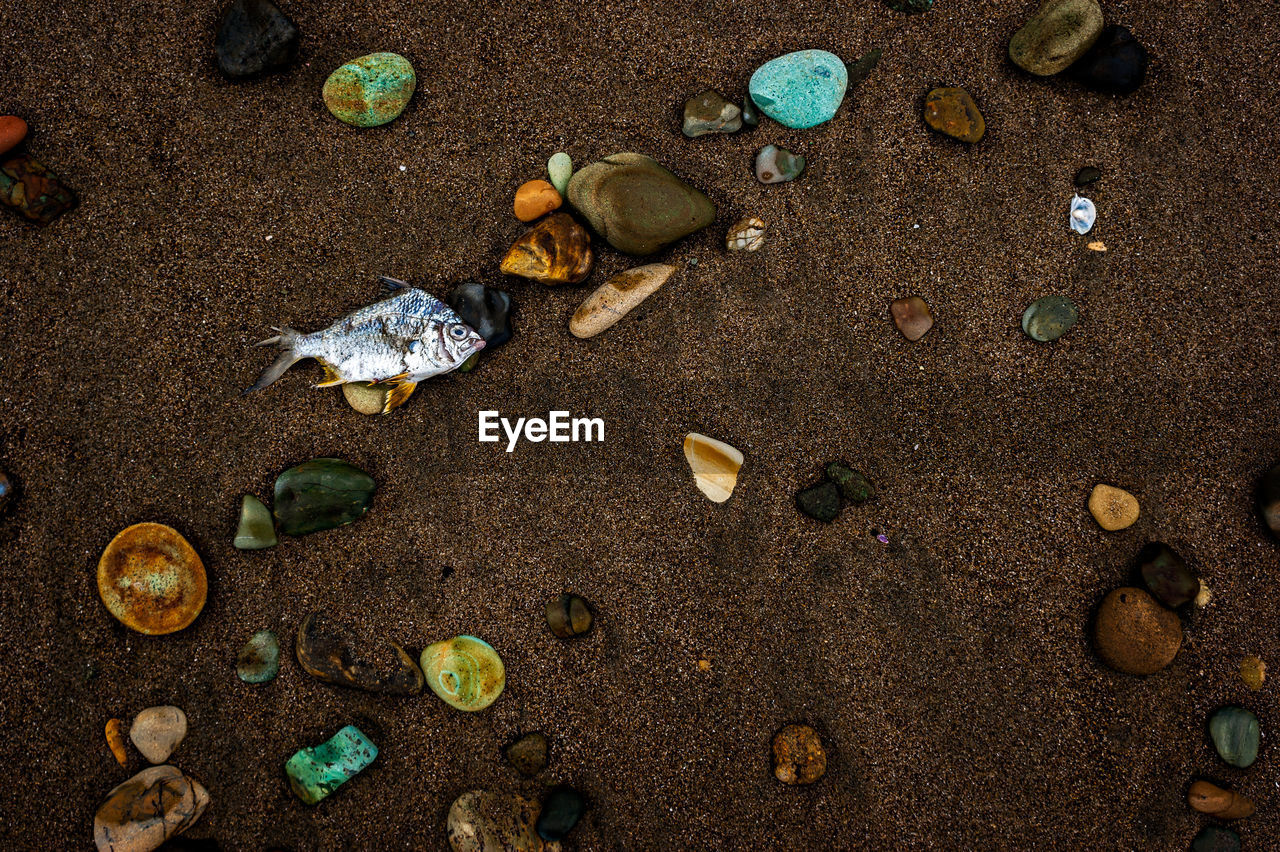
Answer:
[1088,484,1139,530]
[342,382,388,415]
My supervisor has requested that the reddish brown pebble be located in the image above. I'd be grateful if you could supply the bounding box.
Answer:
[105,718,129,767]
[890,296,934,341]
[1093,587,1182,675]
[513,179,562,222]
[1189,780,1254,819]
[923,87,985,143]
[0,116,26,156]
[772,724,827,785]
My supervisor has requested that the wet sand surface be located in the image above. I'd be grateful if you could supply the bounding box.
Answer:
[1,0,1278,848]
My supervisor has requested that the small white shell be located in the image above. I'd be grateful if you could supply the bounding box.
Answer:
[726,216,766,252]
[1070,195,1096,235]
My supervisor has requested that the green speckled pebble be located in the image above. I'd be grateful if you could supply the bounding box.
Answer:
[1021,295,1079,342]
[323,52,415,127]
[748,49,848,129]
[1209,706,1260,768]
[548,152,573,196]
[237,629,280,683]
[286,725,377,805]
[234,494,277,550]
[421,635,506,711]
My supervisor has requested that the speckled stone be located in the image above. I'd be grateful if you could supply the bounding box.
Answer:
[322,53,416,127]
[1209,706,1260,768]
[237,629,281,683]
[1093,587,1181,675]
[1021,295,1078,342]
[1009,0,1104,76]
[923,88,985,143]
[772,724,827,785]
[285,725,377,805]
[748,49,848,129]
[1239,655,1266,690]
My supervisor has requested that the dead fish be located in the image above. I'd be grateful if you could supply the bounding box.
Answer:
[247,277,486,414]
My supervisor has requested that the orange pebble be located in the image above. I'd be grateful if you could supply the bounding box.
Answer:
[513,179,562,222]
[105,718,128,766]
[0,116,27,156]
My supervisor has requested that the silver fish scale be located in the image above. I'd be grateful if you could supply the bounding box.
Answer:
[302,288,472,382]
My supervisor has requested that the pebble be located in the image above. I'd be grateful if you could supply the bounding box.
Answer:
[741,96,759,127]
[923,87,985,143]
[1188,780,1254,819]
[726,216,766,252]
[295,612,424,694]
[97,523,207,635]
[755,144,805,184]
[94,766,210,852]
[796,481,841,523]
[285,725,378,805]
[1256,461,1280,537]
[1239,655,1266,691]
[1209,707,1260,768]
[1088,483,1139,531]
[882,0,932,12]
[447,283,514,354]
[536,786,585,842]
[683,433,744,503]
[1069,25,1148,94]
[890,296,934,340]
[422,635,506,711]
[1009,0,1104,76]
[504,732,549,776]
[500,212,593,284]
[1070,194,1096,234]
[1093,587,1181,675]
[570,263,676,338]
[322,52,416,127]
[0,116,27,156]
[234,493,277,549]
[447,790,546,852]
[546,592,594,638]
[567,152,716,255]
[273,458,375,536]
[846,48,882,88]
[825,462,874,502]
[1074,165,1102,186]
[342,381,388,415]
[129,706,188,764]
[1192,826,1241,852]
[1136,542,1197,607]
[547,152,573,196]
[682,89,742,137]
[513,179,562,222]
[748,49,848,129]
[237,629,281,683]
[1021,294,1078,342]
[772,724,827,785]
[1,153,78,224]
[105,718,129,767]
[214,0,299,78]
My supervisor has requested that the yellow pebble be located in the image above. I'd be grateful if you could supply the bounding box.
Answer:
[1088,484,1139,531]
[1240,656,1266,690]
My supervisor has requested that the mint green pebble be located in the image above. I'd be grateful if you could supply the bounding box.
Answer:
[748,49,848,129]
[322,52,416,127]
[548,152,573,196]
[285,725,378,804]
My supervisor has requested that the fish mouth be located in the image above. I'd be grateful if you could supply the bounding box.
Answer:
[471,339,487,352]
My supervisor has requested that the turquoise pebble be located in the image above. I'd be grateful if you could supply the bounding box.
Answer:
[234,494,277,550]
[1209,706,1260,768]
[322,53,416,127]
[548,152,573,196]
[285,725,378,804]
[748,49,848,129]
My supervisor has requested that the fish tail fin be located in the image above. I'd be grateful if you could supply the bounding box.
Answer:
[245,327,305,394]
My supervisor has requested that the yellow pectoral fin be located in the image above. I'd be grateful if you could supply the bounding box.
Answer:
[368,372,411,386]
[381,380,418,414]
[313,363,346,388]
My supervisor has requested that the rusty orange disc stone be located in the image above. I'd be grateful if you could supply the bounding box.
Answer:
[97,523,207,634]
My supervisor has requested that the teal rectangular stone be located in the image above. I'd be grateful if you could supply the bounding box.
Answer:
[285,725,378,805]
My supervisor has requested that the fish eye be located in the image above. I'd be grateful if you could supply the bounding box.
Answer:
[449,325,468,340]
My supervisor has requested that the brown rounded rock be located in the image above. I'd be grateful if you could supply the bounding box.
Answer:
[923,88,985,143]
[890,296,934,341]
[97,523,207,635]
[500,212,593,285]
[513,179,562,222]
[545,593,593,638]
[1088,483,1139,531]
[1239,655,1266,691]
[772,724,827,785]
[1189,780,1254,819]
[1093,587,1181,675]
[0,116,27,156]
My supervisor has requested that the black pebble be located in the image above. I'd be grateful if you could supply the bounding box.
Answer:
[1068,25,1148,95]
[215,0,300,78]
[796,481,841,523]
[536,786,585,842]
[1191,826,1240,852]
[447,282,513,349]
[1074,166,1102,186]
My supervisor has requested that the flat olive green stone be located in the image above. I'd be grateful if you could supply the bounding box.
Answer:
[234,493,277,550]
[1209,706,1260,768]
[1021,295,1078,342]
[322,52,415,127]
[825,462,875,502]
[797,481,841,523]
[567,153,716,256]
[273,458,374,536]
[237,629,280,684]
[1136,542,1197,608]
[285,725,377,805]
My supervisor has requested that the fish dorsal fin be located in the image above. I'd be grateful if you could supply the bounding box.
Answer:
[382,380,418,414]
[379,276,411,293]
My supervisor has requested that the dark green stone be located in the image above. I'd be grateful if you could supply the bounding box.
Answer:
[1191,826,1240,852]
[796,481,841,523]
[825,462,875,503]
[504,732,548,776]
[237,629,280,683]
[1021,295,1078,342]
[1258,461,1280,537]
[1136,542,1197,608]
[882,0,932,12]
[273,458,374,536]
[1074,166,1102,186]
[741,96,759,127]
[846,48,883,88]
[285,725,377,805]
[536,785,584,842]
[1209,706,1260,768]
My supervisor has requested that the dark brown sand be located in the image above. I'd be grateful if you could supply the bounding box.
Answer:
[2,0,1279,848]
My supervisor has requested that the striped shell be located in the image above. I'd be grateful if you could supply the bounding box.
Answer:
[421,635,506,711]
[726,216,766,252]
